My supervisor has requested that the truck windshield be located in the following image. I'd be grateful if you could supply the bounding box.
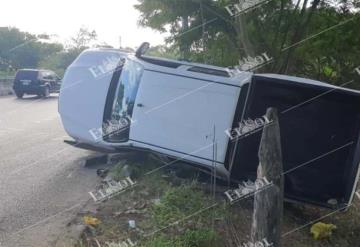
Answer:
[103,58,143,142]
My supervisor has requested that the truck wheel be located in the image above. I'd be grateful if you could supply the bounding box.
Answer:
[43,87,50,98]
[15,91,24,99]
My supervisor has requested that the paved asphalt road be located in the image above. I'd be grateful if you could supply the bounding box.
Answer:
[0,94,101,246]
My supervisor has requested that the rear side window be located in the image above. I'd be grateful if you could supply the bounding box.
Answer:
[15,71,39,81]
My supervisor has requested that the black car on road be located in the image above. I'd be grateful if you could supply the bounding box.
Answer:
[13,69,61,98]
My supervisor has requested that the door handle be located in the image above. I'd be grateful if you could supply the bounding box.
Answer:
[137,103,144,107]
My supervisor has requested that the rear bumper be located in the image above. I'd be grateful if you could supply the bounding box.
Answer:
[13,84,47,94]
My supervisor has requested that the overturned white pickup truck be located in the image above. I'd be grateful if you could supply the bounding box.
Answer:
[59,44,360,209]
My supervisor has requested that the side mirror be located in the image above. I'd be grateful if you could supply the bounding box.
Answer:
[135,42,150,58]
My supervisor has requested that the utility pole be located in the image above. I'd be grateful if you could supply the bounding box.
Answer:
[119,36,122,49]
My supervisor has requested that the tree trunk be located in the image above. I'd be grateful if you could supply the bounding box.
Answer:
[180,16,190,59]
[235,14,254,57]
[279,0,321,73]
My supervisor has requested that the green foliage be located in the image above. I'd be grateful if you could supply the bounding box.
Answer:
[0,27,98,77]
[142,229,218,247]
[0,27,63,71]
[288,9,360,88]
[135,0,360,88]
[38,48,82,77]
[147,45,180,60]
[135,0,225,59]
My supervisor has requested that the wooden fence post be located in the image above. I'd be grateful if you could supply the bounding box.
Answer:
[251,108,284,247]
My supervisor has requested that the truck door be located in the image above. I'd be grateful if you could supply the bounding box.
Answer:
[130,66,242,165]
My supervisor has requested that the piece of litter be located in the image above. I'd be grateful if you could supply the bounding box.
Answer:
[121,164,132,177]
[97,168,109,178]
[129,220,136,229]
[114,211,123,216]
[83,216,101,226]
[152,198,161,205]
[310,222,336,240]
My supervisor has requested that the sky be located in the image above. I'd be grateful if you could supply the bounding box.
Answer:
[0,0,167,48]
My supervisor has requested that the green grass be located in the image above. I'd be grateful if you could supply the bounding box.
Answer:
[140,183,226,247]
[81,157,360,247]
[142,229,219,247]
[151,184,212,227]
[102,158,229,247]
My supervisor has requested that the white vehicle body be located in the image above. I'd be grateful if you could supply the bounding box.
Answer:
[59,49,249,175]
[59,48,360,209]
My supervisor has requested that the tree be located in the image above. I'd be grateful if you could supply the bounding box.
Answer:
[38,49,81,77]
[0,27,63,71]
[146,45,179,59]
[70,27,97,50]
[38,27,99,76]
[135,0,360,88]
[135,0,217,59]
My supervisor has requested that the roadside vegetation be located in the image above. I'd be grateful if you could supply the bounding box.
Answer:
[135,0,360,89]
[1,0,359,87]
[0,27,100,77]
[74,154,360,247]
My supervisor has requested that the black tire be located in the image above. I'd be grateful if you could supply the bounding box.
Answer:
[15,91,24,99]
[43,87,50,98]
